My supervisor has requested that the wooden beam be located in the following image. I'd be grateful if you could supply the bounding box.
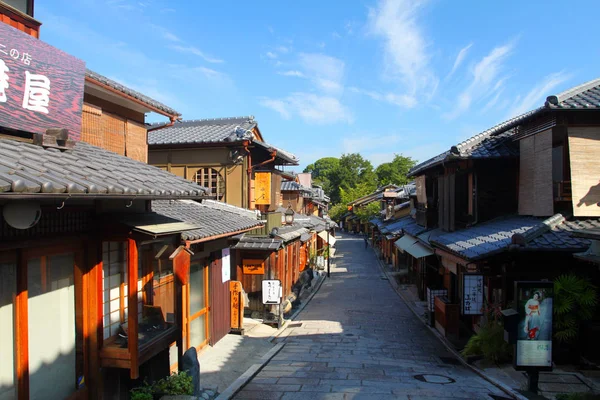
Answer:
[15,250,29,400]
[87,238,103,400]
[127,239,139,379]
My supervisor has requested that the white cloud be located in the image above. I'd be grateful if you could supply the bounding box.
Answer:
[266,51,277,59]
[170,45,224,63]
[163,31,180,42]
[349,87,417,108]
[278,70,305,78]
[259,93,353,124]
[298,53,345,94]
[447,43,472,78]
[505,71,571,118]
[276,46,290,54]
[367,0,438,104]
[259,98,291,119]
[442,41,515,120]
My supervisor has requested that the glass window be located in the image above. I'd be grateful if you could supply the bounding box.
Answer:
[28,253,76,400]
[102,242,129,340]
[189,315,206,347]
[189,262,206,315]
[0,256,17,400]
[2,0,31,15]
[192,167,225,199]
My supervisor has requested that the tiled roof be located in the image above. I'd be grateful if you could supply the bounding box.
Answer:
[381,215,426,236]
[281,181,303,191]
[148,116,256,145]
[86,69,180,116]
[431,215,598,261]
[409,77,600,177]
[232,235,283,250]
[151,200,263,241]
[274,224,310,242]
[402,219,429,237]
[545,78,600,109]
[253,140,299,165]
[0,138,207,198]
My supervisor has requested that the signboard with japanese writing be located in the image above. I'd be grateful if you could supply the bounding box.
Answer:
[515,281,553,370]
[462,274,484,315]
[230,281,243,329]
[254,172,271,205]
[221,248,231,283]
[262,279,282,304]
[0,22,85,139]
[242,259,265,275]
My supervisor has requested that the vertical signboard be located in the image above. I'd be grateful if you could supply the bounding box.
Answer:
[254,171,271,205]
[221,248,231,283]
[515,281,554,370]
[0,22,86,139]
[262,279,282,304]
[462,274,484,315]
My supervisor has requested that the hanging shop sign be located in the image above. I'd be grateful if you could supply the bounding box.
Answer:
[262,279,282,304]
[0,22,85,139]
[462,274,484,315]
[221,248,231,283]
[254,171,271,205]
[514,281,554,370]
[242,259,264,275]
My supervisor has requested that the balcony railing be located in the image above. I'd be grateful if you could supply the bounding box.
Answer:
[554,180,572,201]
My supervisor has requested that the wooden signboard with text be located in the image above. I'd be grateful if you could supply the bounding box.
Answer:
[230,281,244,330]
[243,259,265,275]
[254,172,271,205]
[0,21,85,139]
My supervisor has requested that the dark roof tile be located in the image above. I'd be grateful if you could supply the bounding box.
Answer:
[0,138,207,199]
[152,199,263,241]
[86,69,180,116]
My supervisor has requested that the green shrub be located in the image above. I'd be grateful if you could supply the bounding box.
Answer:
[130,371,193,399]
[554,274,598,344]
[461,321,512,364]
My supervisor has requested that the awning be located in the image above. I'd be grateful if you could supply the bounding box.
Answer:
[115,212,201,236]
[395,234,434,259]
[395,235,418,252]
[318,230,337,246]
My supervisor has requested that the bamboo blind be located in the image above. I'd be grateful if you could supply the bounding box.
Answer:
[81,103,103,147]
[518,136,536,215]
[126,120,148,163]
[101,112,126,156]
[533,129,553,216]
[568,127,600,217]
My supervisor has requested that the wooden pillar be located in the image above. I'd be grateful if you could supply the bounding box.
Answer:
[87,238,103,400]
[172,247,190,370]
[15,250,29,400]
[127,239,139,379]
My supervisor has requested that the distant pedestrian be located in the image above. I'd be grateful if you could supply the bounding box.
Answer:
[364,235,368,249]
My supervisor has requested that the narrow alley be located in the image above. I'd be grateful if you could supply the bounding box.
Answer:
[234,232,509,400]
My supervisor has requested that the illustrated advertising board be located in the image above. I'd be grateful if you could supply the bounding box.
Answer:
[514,281,554,370]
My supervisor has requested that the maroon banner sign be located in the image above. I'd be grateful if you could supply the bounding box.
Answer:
[0,22,85,140]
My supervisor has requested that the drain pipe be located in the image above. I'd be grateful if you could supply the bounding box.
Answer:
[147,116,179,132]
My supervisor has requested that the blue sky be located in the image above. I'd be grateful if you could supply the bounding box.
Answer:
[37,0,600,172]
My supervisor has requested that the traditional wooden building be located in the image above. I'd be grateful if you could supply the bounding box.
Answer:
[404,78,600,341]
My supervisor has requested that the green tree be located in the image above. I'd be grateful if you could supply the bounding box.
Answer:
[354,202,381,223]
[329,153,377,204]
[328,203,348,222]
[375,154,417,186]
[304,157,340,200]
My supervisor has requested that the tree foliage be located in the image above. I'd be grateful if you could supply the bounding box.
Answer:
[303,157,339,196]
[375,154,417,186]
[554,274,598,344]
[354,202,381,223]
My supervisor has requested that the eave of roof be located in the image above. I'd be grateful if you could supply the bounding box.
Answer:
[85,69,180,117]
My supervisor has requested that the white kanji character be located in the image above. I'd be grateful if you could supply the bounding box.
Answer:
[21,52,31,65]
[0,59,9,102]
[9,48,19,59]
[22,71,50,113]
[0,44,7,56]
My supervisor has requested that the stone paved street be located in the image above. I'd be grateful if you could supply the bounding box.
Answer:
[234,232,510,400]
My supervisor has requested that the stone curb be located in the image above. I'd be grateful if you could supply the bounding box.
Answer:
[214,342,285,400]
[372,250,528,400]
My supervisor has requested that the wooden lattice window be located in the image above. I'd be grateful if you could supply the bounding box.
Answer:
[193,168,225,199]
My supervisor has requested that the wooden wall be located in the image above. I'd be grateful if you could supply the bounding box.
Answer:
[518,129,554,216]
[209,255,230,346]
[568,127,600,217]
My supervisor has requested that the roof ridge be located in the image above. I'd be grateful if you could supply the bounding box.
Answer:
[199,199,257,218]
[550,78,600,105]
